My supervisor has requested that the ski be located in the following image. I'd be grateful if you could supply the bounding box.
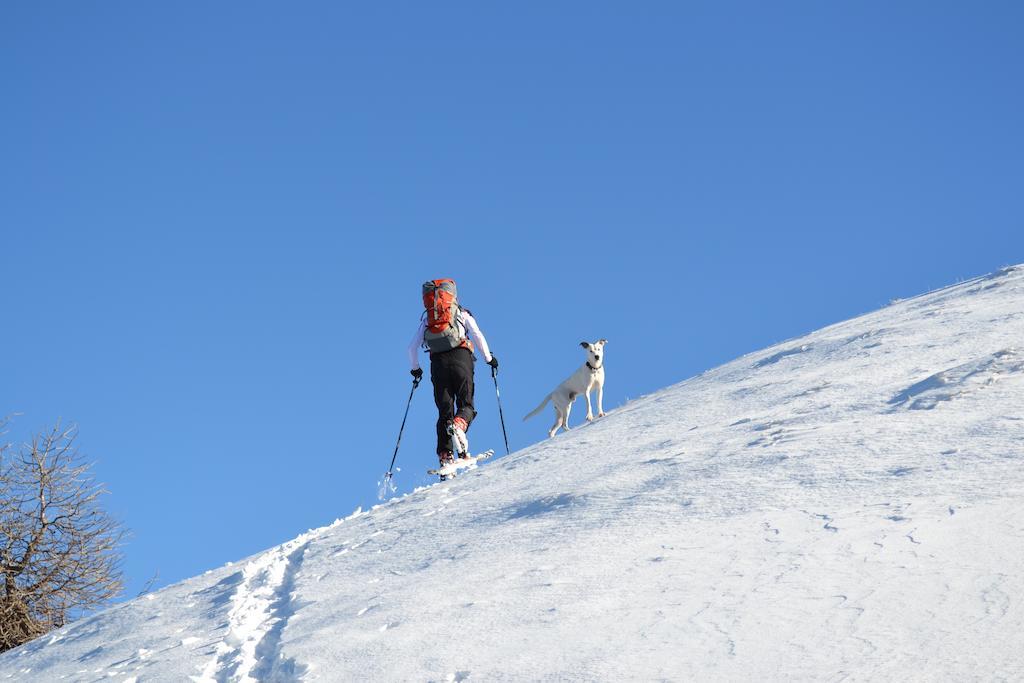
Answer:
[427,450,494,478]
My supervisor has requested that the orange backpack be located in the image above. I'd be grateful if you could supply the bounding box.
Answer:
[422,279,468,353]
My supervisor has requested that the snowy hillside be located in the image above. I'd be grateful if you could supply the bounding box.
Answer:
[4,266,1024,681]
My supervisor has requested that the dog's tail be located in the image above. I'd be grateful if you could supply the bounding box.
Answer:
[523,394,551,421]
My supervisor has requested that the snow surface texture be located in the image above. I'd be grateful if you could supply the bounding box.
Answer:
[4,266,1024,681]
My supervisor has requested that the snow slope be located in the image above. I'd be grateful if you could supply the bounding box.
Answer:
[3,266,1024,681]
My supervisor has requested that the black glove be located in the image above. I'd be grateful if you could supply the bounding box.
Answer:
[411,368,423,381]
[487,355,499,370]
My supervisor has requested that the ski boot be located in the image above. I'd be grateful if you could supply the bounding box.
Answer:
[447,417,470,459]
[436,450,456,481]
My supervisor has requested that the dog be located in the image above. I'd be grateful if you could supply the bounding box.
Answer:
[524,339,607,438]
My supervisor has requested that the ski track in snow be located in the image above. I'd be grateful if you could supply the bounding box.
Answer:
[3,265,1024,681]
[195,531,315,682]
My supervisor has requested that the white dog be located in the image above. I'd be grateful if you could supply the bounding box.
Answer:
[524,339,607,438]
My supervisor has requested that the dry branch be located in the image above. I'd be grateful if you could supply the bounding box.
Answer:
[0,421,124,652]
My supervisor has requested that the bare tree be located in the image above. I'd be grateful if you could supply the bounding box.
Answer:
[0,419,124,652]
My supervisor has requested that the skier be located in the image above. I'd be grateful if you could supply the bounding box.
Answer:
[409,279,498,474]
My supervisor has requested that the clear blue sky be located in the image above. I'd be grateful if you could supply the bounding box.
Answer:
[4,2,1022,599]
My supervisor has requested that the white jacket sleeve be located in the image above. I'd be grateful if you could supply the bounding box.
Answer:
[462,311,492,364]
[408,318,426,370]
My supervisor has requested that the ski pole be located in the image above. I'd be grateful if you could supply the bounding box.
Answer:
[491,366,510,456]
[384,376,420,484]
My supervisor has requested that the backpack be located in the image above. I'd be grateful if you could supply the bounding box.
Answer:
[422,279,468,353]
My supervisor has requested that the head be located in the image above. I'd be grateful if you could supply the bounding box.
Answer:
[580,339,608,367]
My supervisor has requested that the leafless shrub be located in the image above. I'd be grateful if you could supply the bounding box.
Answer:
[0,419,124,652]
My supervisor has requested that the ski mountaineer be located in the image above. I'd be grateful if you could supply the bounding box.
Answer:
[409,279,498,475]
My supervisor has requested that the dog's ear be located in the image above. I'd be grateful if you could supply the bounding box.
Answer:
[598,339,608,345]
[580,341,590,349]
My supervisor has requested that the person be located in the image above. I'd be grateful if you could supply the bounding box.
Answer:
[408,280,498,471]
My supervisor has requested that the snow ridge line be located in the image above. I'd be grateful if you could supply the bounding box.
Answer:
[193,526,330,682]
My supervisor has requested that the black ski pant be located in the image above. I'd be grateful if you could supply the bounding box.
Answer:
[430,347,476,454]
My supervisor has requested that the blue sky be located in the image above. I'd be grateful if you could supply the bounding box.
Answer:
[4,2,1022,599]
